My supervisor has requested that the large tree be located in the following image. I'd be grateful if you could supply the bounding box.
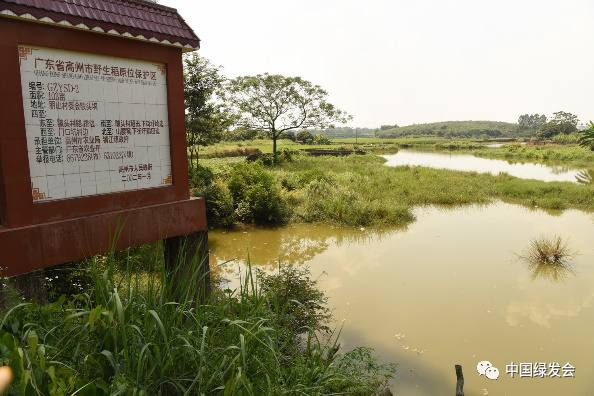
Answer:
[226,73,350,156]
[536,111,579,139]
[518,114,547,131]
[184,54,233,167]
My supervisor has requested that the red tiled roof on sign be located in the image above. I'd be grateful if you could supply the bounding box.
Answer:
[0,0,200,49]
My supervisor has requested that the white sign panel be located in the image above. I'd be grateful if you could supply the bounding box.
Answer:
[18,45,172,202]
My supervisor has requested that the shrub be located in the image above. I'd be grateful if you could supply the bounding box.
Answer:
[258,265,331,334]
[228,163,288,224]
[313,134,331,145]
[194,180,235,227]
[188,163,213,188]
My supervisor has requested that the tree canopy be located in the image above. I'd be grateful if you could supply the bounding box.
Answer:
[518,114,547,131]
[184,54,233,166]
[226,73,350,155]
[536,111,579,139]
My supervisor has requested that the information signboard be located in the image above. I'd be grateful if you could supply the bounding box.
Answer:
[19,45,172,202]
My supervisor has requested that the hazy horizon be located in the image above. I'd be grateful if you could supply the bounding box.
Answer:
[161,0,594,128]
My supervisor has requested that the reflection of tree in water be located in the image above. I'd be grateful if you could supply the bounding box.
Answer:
[208,224,404,276]
[549,165,572,175]
[576,169,594,185]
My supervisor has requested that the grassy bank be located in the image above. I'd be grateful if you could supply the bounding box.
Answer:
[0,252,395,395]
[469,144,594,167]
[197,153,594,228]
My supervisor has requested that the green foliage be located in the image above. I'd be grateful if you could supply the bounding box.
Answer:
[471,144,594,166]
[184,53,233,166]
[434,141,484,150]
[296,130,314,144]
[226,73,351,155]
[325,347,397,395]
[551,132,581,143]
[200,150,594,228]
[228,163,288,224]
[258,266,331,334]
[578,121,594,151]
[200,147,262,159]
[537,111,580,139]
[518,113,547,131]
[378,120,520,139]
[308,127,377,139]
[188,162,214,188]
[0,255,395,395]
[380,124,399,131]
[225,127,259,141]
[313,134,331,145]
[196,180,235,227]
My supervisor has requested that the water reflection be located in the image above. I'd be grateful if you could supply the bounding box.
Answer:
[383,150,585,183]
[576,169,594,185]
[525,261,576,282]
[210,224,403,275]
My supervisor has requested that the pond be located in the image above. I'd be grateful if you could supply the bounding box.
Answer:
[383,150,588,183]
[209,202,594,396]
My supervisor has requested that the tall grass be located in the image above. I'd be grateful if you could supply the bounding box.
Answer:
[198,153,594,228]
[0,248,395,395]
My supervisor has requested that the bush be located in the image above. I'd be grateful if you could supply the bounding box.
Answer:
[314,134,331,145]
[188,163,213,188]
[194,180,235,227]
[258,265,331,334]
[228,163,288,224]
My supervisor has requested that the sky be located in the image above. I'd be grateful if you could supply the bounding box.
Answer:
[161,0,594,128]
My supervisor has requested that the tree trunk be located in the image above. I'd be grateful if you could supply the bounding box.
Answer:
[272,133,277,157]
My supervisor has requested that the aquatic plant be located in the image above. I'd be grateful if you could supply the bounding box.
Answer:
[519,235,576,266]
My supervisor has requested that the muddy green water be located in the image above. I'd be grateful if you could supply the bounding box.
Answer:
[209,202,594,396]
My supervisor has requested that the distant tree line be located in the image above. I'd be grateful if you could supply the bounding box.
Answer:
[308,127,378,139]
[377,121,520,139]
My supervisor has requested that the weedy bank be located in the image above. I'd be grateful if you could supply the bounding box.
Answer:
[0,249,395,395]
[195,152,594,228]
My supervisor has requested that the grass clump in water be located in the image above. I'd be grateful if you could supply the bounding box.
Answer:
[522,236,575,264]
[516,235,578,282]
[520,235,576,265]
